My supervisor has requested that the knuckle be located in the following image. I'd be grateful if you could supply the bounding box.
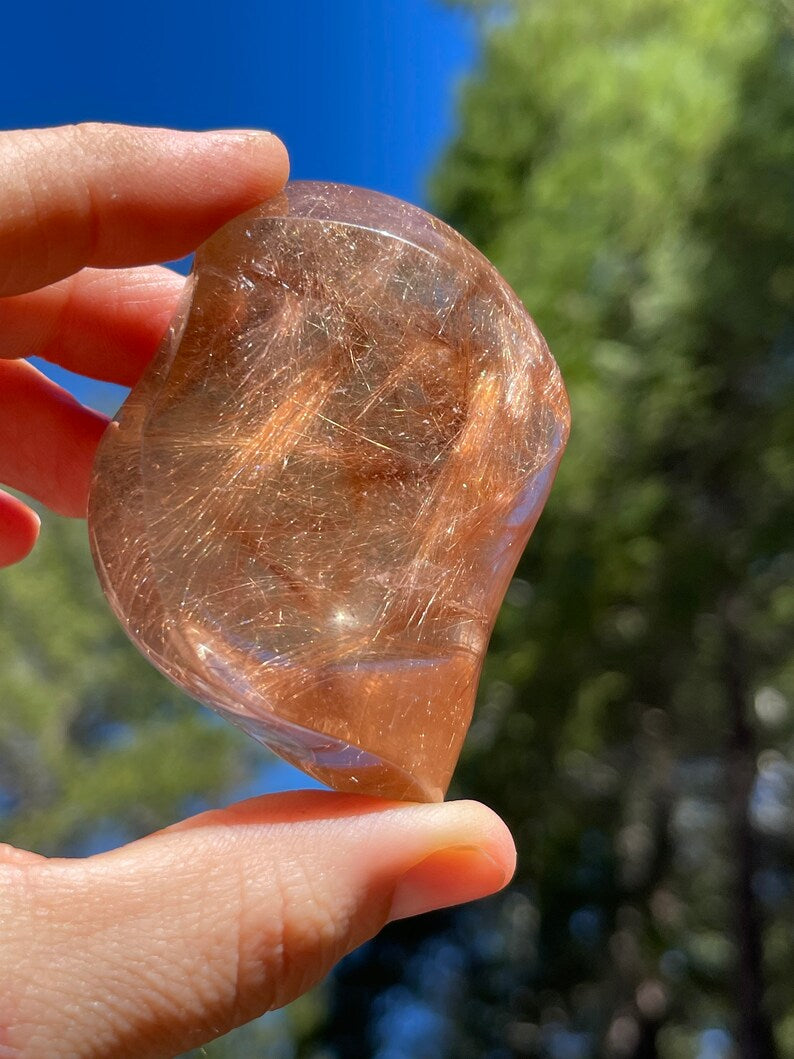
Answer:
[59,121,111,150]
[0,124,99,282]
[271,866,328,1006]
[235,855,346,1014]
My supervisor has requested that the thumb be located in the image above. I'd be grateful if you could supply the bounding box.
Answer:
[2,791,515,1058]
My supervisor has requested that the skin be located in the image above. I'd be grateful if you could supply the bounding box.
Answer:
[0,125,516,1059]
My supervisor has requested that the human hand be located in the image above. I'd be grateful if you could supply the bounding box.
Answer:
[0,125,515,1058]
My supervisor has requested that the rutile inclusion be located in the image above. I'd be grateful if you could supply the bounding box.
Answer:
[88,181,570,802]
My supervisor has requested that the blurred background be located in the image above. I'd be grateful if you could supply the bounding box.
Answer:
[1,0,793,1055]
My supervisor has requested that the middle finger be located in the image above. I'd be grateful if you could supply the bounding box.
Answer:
[0,265,184,386]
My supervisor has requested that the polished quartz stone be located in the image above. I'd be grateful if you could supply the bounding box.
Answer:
[88,182,570,802]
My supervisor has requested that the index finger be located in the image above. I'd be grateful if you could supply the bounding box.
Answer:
[0,123,289,297]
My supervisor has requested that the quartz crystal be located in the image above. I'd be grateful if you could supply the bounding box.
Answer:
[88,182,570,802]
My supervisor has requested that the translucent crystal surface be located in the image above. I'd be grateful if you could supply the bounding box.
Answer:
[88,182,570,802]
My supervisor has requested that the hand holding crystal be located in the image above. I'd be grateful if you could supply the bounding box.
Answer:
[0,124,514,1058]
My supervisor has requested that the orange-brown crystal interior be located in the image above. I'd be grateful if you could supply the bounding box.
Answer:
[88,182,570,801]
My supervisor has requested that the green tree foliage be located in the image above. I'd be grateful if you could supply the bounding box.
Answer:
[317,1,794,1055]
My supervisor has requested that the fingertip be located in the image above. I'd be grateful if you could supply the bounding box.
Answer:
[236,130,290,191]
[196,128,290,198]
[388,844,509,921]
[0,491,41,567]
[0,359,109,519]
[268,132,291,189]
[428,798,517,882]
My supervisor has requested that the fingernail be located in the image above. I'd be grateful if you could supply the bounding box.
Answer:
[389,845,508,922]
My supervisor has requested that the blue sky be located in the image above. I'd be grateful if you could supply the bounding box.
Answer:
[2,0,474,201]
[2,0,475,407]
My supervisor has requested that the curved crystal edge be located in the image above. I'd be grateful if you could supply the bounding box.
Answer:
[213,703,445,803]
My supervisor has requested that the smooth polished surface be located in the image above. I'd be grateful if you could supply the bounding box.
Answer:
[89,182,570,801]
